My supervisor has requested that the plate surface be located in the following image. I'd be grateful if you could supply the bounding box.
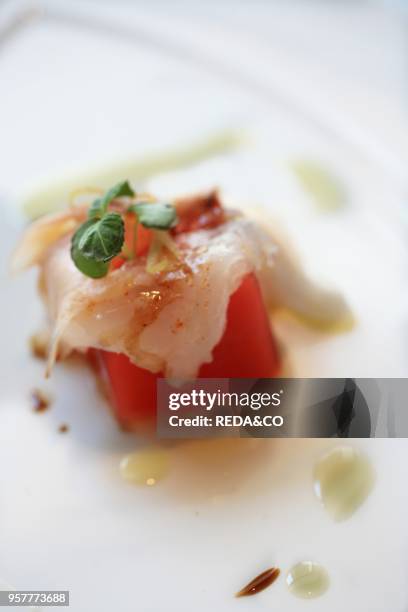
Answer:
[0,4,407,612]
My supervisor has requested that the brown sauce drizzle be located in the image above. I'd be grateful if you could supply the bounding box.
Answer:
[30,389,51,413]
[172,190,226,234]
[29,331,49,360]
[236,567,280,597]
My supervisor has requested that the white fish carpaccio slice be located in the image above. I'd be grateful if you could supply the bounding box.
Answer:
[38,218,275,379]
[14,209,352,379]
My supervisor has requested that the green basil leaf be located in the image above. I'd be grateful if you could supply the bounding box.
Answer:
[129,201,178,229]
[89,180,135,219]
[77,213,124,262]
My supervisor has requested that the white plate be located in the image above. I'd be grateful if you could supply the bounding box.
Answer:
[0,4,407,612]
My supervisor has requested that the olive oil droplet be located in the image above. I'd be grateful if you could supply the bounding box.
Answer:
[314,446,375,521]
[120,448,169,486]
[287,562,329,599]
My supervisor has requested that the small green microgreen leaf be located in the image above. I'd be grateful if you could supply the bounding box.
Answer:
[77,213,124,262]
[71,220,110,278]
[128,201,177,229]
[71,248,109,278]
[89,180,135,219]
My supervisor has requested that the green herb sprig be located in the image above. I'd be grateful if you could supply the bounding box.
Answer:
[70,180,178,278]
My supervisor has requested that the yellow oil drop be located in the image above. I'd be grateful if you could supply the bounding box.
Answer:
[314,446,375,521]
[287,561,329,599]
[119,448,169,486]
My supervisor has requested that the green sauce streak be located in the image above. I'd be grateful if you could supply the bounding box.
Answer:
[291,159,347,212]
[23,130,243,219]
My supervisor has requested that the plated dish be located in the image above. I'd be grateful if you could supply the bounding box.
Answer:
[11,177,377,606]
[1,5,406,612]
